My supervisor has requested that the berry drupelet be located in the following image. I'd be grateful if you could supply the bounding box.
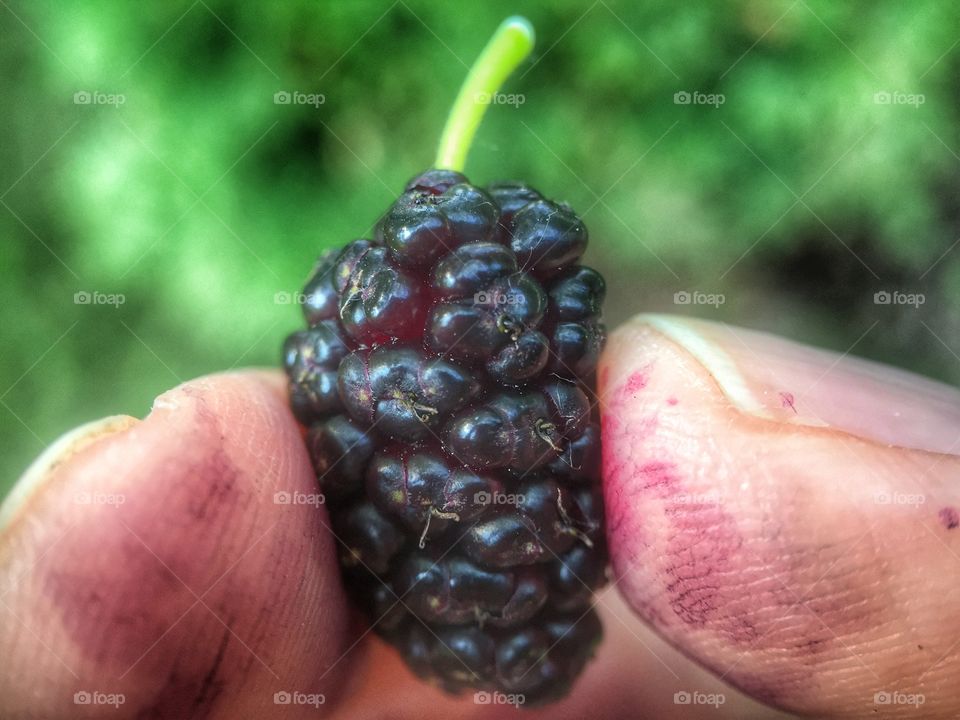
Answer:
[280,16,607,706]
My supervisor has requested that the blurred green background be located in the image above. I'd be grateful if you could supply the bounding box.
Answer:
[3,0,960,497]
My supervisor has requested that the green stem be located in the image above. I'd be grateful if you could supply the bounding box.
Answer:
[435,16,535,172]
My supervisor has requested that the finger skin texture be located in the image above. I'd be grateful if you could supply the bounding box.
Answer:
[0,371,353,719]
[600,315,960,718]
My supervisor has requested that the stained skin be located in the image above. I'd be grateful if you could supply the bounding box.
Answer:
[600,315,960,717]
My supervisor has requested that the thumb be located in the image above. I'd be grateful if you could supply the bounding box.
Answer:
[0,371,354,719]
[600,315,960,718]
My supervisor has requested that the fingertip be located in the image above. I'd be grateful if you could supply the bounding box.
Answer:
[0,415,139,533]
[599,314,960,716]
[147,368,287,417]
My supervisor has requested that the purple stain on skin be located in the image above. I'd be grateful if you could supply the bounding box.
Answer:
[939,507,959,530]
[604,371,757,642]
[779,391,797,414]
[601,368,899,716]
[625,370,649,394]
[625,460,757,640]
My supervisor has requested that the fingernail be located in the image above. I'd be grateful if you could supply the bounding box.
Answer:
[0,415,138,529]
[639,314,960,454]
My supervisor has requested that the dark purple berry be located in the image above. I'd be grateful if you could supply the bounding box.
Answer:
[486,330,549,384]
[549,544,606,612]
[543,609,603,678]
[440,183,499,244]
[487,181,542,237]
[405,168,468,194]
[492,566,550,628]
[547,422,601,482]
[379,195,452,268]
[401,624,435,679]
[432,242,518,298]
[482,272,548,328]
[503,609,603,704]
[515,477,578,553]
[427,302,505,363]
[548,266,605,321]
[301,249,341,325]
[548,319,605,378]
[307,414,375,499]
[462,511,547,567]
[379,179,497,268]
[445,391,559,471]
[333,501,403,574]
[494,627,551,689]
[282,322,349,423]
[511,200,587,278]
[281,168,606,703]
[366,582,408,637]
[568,485,605,542]
[333,239,375,293]
[338,346,478,440]
[339,247,427,344]
[395,554,546,627]
[543,380,592,439]
[431,625,495,686]
[366,450,499,537]
[428,274,547,365]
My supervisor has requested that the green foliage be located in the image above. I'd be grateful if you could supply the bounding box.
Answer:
[3,0,960,495]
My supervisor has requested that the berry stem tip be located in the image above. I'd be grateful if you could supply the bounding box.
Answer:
[435,16,535,173]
